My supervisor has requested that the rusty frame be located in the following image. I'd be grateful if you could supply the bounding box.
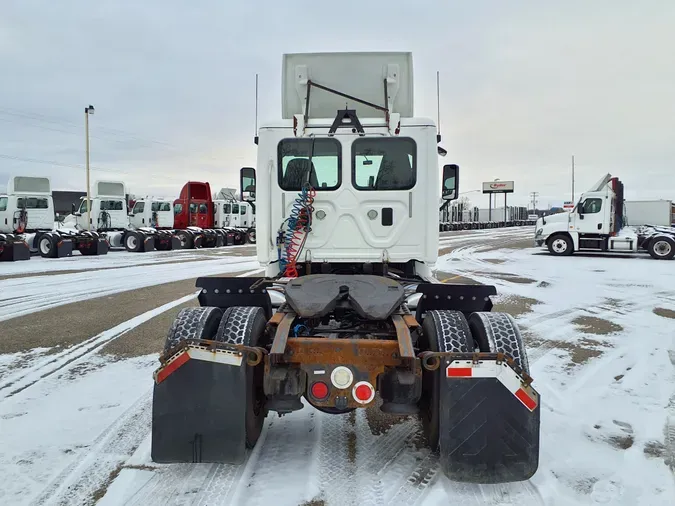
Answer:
[263,308,423,408]
[273,338,405,409]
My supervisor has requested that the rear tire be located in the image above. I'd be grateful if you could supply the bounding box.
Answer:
[468,312,530,374]
[246,227,256,244]
[38,233,56,258]
[125,231,143,252]
[215,306,268,448]
[163,306,223,354]
[547,233,573,256]
[175,230,194,249]
[418,310,473,450]
[648,236,675,260]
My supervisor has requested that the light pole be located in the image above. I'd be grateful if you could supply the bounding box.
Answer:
[84,105,95,231]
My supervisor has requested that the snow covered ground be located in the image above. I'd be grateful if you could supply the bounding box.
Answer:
[0,255,260,322]
[1,227,673,506]
[0,243,255,277]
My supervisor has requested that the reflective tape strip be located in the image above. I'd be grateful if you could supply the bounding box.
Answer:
[154,345,244,384]
[446,360,538,412]
[155,350,190,384]
[446,367,474,377]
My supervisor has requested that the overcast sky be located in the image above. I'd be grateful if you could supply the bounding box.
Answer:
[1,0,674,208]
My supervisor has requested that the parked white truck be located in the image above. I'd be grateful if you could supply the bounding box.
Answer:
[534,174,675,260]
[0,176,109,261]
[67,181,181,252]
[129,194,254,248]
[212,198,256,244]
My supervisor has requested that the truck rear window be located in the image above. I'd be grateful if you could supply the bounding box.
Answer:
[278,138,341,191]
[352,138,416,191]
[0,197,7,212]
[18,197,49,209]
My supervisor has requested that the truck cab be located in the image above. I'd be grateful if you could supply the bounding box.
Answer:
[75,181,129,231]
[0,176,54,233]
[172,181,214,229]
[130,198,174,229]
[213,200,254,229]
[240,52,457,278]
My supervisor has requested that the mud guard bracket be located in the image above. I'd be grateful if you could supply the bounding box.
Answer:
[196,277,273,320]
[415,283,496,320]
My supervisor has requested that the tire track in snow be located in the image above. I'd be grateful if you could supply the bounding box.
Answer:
[0,292,200,401]
[230,412,319,506]
[28,390,153,506]
[665,346,675,474]
[18,269,267,505]
[0,257,260,322]
[0,268,264,401]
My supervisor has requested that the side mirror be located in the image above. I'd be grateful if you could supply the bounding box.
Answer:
[71,203,76,214]
[240,167,256,202]
[442,164,459,201]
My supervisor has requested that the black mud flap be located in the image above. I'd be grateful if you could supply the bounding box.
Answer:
[78,239,109,256]
[439,374,540,483]
[56,239,74,257]
[151,357,247,464]
[0,241,30,261]
[140,236,155,252]
[215,233,225,247]
[170,236,181,250]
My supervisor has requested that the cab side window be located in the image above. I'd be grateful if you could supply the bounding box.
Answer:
[581,198,602,214]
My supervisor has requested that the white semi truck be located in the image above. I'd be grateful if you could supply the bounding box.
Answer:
[0,176,109,261]
[535,174,675,260]
[151,51,541,485]
[68,181,182,253]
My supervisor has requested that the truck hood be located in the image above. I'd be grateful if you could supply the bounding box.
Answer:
[535,212,570,239]
[541,212,570,225]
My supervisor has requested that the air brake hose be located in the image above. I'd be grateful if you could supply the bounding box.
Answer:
[281,184,316,277]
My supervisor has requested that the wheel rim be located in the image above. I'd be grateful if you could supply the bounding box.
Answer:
[179,234,187,247]
[39,238,50,255]
[552,238,568,253]
[127,236,137,249]
[653,240,672,257]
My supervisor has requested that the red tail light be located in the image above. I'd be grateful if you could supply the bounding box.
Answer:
[310,381,329,400]
[352,381,375,404]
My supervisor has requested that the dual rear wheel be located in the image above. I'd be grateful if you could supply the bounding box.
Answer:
[418,309,537,483]
[152,305,268,463]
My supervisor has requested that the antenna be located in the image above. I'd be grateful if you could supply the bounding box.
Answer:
[436,70,441,143]
[254,73,259,145]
